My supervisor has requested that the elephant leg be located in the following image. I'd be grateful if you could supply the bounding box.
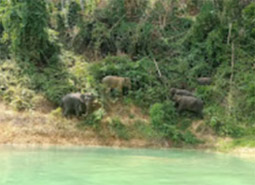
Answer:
[84,103,90,117]
[118,86,123,97]
[63,108,69,117]
[198,110,204,119]
[75,104,82,117]
[177,103,184,113]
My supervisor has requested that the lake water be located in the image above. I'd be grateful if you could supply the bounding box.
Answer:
[0,146,254,185]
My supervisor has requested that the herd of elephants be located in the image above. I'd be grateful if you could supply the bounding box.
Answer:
[60,75,212,119]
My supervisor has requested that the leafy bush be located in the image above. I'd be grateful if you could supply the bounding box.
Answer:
[243,3,255,38]
[149,101,199,144]
[0,20,10,59]
[131,120,157,139]
[83,108,106,127]
[2,0,59,65]
[189,2,220,42]
[0,60,35,110]
[108,116,130,140]
[27,62,75,104]
[149,102,179,139]
[205,105,245,137]
[89,55,168,106]
[67,1,82,29]
[195,85,222,104]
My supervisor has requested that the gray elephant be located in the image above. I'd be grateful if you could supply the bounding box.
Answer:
[197,77,212,85]
[102,75,131,96]
[170,88,194,97]
[83,93,95,116]
[173,95,203,117]
[61,93,95,117]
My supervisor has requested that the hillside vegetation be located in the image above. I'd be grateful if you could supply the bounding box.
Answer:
[0,0,255,148]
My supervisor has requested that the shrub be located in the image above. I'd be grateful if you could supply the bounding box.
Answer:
[205,105,245,137]
[149,101,178,138]
[89,56,168,106]
[2,0,59,65]
[83,108,105,127]
[243,3,255,38]
[149,101,199,144]
[108,117,130,140]
[67,1,82,29]
[0,60,35,110]
[28,63,75,104]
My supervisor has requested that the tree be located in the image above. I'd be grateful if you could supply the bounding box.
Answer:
[2,0,58,65]
[67,1,81,29]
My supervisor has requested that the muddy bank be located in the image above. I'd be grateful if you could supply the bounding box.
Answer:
[0,102,254,158]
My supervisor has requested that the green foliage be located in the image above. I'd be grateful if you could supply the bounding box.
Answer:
[231,136,255,148]
[242,3,255,38]
[94,0,126,26]
[0,21,3,36]
[150,101,177,131]
[71,0,156,58]
[50,107,62,117]
[205,27,228,67]
[149,101,199,144]
[149,102,179,141]
[182,131,200,145]
[195,85,223,104]
[1,0,255,144]
[83,108,105,127]
[189,2,219,42]
[223,0,250,21]
[2,0,58,64]
[27,62,75,104]
[89,55,168,106]
[67,1,82,29]
[0,60,35,110]
[108,117,130,140]
[205,105,245,138]
[131,120,157,139]
[182,1,223,76]
[56,13,66,35]
[0,18,10,59]
[0,53,76,107]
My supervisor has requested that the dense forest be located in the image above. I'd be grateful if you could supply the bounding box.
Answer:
[0,0,255,147]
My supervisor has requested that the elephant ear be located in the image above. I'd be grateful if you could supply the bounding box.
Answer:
[85,93,95,101]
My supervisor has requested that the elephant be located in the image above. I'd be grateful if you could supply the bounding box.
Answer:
[60,93,95,117]
[83,92,95,116]
[61,93,85,117]
[173,95,204,117]
[102,76,131,96]
[170,88,194,97]
[197,77,212,85]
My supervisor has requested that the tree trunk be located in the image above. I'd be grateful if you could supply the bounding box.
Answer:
[80,0,84,11]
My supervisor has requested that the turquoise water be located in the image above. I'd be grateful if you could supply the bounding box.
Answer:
[0,146,254,185]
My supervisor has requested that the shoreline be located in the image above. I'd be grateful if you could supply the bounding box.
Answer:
[0,139,254,160]
[0,102,254,160]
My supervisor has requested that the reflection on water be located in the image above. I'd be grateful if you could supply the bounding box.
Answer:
[0,146,254,185]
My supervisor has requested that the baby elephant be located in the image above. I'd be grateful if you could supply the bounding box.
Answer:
[170,88,194,97]
[61,93,95,117]
[61,93,85,117]
[197,77,212,85]
[102,75,131,96]
[173,95,203,117]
